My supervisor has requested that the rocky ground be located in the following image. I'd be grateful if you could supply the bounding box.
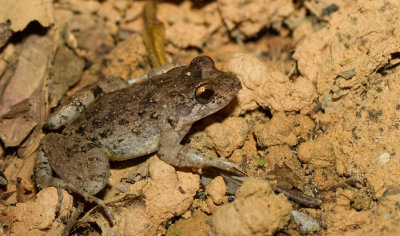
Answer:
[1,0,400,235]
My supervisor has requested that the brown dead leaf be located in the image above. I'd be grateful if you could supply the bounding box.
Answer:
[0,34,53,117]
[68,14,114,62]
[0,0,54,32]
[49,41,84,108]
[0,117,37,147]
[142,0,166,67]
[0,98,30,119]
[18,75,49,157]
[19,29,59,156]
[0,22,13,48]
[17,129,43,157]
[0,29,58,151]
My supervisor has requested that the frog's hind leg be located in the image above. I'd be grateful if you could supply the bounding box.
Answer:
[35,133,115,224]
[35,155,115,224]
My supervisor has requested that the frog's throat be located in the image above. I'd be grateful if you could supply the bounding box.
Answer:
[175,121,193,136]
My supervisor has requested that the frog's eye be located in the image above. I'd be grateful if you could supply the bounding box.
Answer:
[195,84,215,104]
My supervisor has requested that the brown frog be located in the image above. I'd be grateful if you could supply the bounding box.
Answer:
[35,56,244,223]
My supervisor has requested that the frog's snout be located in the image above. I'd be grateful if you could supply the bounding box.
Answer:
[236,77,242,90]
[230,74,242,94]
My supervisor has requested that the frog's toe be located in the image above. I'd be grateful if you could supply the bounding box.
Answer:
[55,187,63,215]
[231,165,247,176]
[56,178,115,225]
[216,160,247,176]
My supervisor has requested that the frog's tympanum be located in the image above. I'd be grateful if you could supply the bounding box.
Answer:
[35,56,243,223]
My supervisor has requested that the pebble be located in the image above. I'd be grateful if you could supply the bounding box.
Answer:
[292,210,321,232]
[378,152,391,164]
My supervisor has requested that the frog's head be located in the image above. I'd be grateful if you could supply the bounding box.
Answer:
[174,56,241,125]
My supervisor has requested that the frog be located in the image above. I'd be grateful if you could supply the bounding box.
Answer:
[34,56,244,224]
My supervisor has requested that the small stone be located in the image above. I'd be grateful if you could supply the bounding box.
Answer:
[292,210,321,232]
[378,152,391,164]
[206,176,227,205]
[211,177,292,235]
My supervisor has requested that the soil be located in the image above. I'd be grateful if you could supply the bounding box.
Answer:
[1,0,400,235]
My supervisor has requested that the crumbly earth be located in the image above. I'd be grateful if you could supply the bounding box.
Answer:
[1,0,400,235]
[210,178,292,236]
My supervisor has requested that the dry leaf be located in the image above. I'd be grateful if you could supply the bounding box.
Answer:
[18,29,59,156]
[49,42,84,108]
[0,117,37,147]
[0,34,53,117]
[0,31,57,150]
[142,0,166,67]
[0,22,12,48]
[0,0,54,31]
[0,99,30,119]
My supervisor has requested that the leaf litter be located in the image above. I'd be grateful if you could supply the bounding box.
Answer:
[1,0,400,235]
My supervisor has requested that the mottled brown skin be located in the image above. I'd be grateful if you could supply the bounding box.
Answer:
[35,56,243,223]
[63,56,240,160]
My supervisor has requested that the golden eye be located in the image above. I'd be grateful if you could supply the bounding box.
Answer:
[195,84,215,104]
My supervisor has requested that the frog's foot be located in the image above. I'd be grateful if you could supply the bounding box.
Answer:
[158,145,246,176]
[35,134,115,225]
[55,187,63,215]
[38,176,116,225]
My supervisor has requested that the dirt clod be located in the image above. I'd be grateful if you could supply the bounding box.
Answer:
[210,178,292,236]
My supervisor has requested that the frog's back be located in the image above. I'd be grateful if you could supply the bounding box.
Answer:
[64,72,180,160]
[62,56,242,161]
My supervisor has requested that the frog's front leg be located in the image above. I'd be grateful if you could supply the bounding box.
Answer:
[157,133,246,176]
[35,133,115,224]
[158,146,246,176]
